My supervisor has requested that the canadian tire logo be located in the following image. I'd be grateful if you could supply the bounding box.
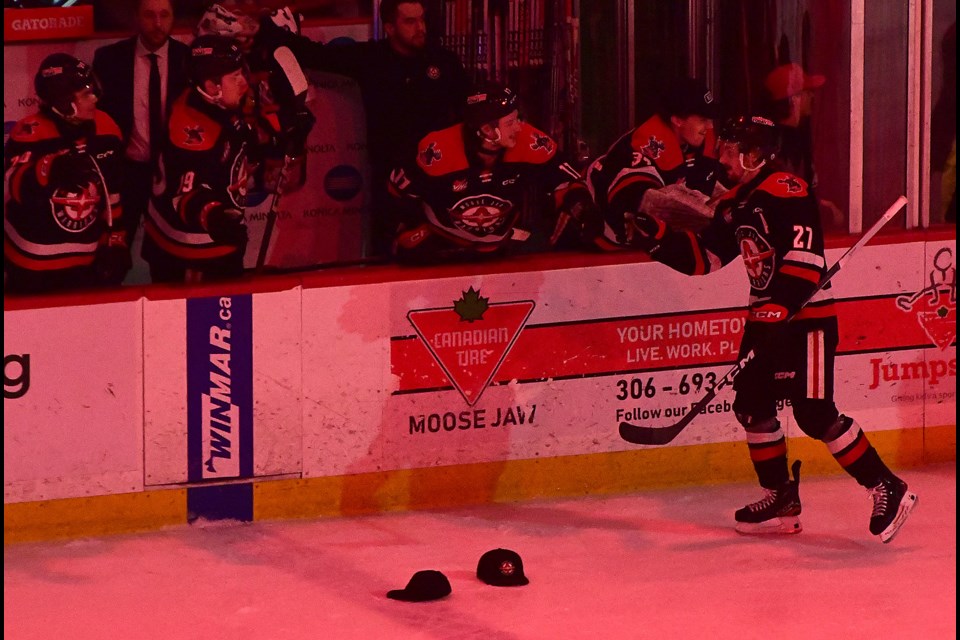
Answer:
[895,246,956,351]
[407,287,534,405]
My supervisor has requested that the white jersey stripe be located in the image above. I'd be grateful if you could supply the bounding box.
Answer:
[783,250,826,267]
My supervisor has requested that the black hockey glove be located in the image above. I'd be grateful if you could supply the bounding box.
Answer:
[625,210,668,252]
[205,206,248,246]
[281,105,315,157]
[47,149,98,189]
[550,193,602,249]
[254,9,300,52]
[93,230,132,286]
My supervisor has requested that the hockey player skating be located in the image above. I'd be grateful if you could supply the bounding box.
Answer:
[625,115,917,543]
[141,35,256,283]
[387,82,595,262]
[4,53,130,293]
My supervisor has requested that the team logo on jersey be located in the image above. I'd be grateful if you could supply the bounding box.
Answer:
[530,133,554,153]
[449,194,512,235]
[406,287,535,406]
[737,226,775,290]
[895,246,956,350]
[426,65,440,80]
[50,180,101,232]
[641,135,666,160]
[452,178,468,192]
[226,156,249,207]
[777,175,803,193]
[420,142,441,166]
[183,125,205,146]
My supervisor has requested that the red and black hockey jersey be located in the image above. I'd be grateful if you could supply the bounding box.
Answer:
[4,110,123,275]
[585,113,719,247]
[142,88,258,273]
[650,168,836,329]
[388,122,588,261]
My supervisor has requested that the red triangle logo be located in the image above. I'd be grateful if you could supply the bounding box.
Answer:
[408,288,534,406]
[917,307,956,351]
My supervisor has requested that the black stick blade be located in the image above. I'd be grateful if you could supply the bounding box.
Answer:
[619,421,686,446]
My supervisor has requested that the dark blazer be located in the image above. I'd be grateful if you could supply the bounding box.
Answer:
[92,35,190,144]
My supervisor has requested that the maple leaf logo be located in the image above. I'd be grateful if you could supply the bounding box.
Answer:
[453,286,489,322]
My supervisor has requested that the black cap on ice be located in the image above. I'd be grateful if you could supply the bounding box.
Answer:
[386,570,452,602]
[477,548,529,587]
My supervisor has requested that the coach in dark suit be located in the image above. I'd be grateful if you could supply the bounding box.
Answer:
[93,0,189,249]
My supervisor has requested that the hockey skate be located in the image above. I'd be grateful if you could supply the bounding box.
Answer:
[735,460,803,535]
[868,475,918,543]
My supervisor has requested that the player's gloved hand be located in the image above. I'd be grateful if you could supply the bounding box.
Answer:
[204,206,248,245]
[45,148,97,188]
[281,106,315,157]
[624,210,667,252]
[550,196,602,249]
[267,7,302,35]
[94,230,132,285]
[255,9,300,50]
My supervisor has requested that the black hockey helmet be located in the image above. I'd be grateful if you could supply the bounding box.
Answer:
[718,115,780,163]
[35,53,99,119]
[464,82,519,130]
[188,34,245,87]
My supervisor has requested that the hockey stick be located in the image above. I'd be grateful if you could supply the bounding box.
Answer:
[254,46,309,274]
[254,152,292,274]
[619,195,907,446]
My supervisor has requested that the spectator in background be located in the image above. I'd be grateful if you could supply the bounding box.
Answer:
[763,62,844,230]
[93,0,190,258]
[387,82,594,263]
[4,54,129,294]
[256,0,471,258]
[140,35,256,283]
[583,76,722,250]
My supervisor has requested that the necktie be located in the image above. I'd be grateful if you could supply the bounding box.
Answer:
[147,53,162,179]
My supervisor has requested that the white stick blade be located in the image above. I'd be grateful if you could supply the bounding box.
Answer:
[273,46,309,97]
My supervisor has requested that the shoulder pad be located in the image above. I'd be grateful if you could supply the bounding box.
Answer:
[9,113,59,143]
[631,115,683,171]
[416,124,467,176]
[503,123,557,164]
[758,172,810,198]
[93,110,123,139]
[168,93,221,151]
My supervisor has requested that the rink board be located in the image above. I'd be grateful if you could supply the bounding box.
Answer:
[4,236,956,542]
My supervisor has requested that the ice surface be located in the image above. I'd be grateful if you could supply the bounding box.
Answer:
[4,463,955,640]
